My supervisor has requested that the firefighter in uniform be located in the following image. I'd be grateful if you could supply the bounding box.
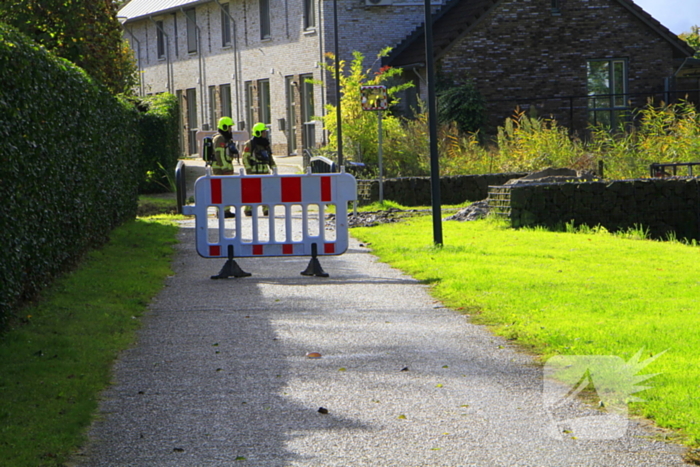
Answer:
[212,116,238,176]
[242,122,276,216]
[212,116,238,218]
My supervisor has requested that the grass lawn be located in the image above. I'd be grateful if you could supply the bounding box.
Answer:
[0,210,179,466]
[352,214,700,450]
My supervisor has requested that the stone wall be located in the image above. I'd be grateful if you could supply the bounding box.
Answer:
[357,173,527,205]
[508,179,700,241]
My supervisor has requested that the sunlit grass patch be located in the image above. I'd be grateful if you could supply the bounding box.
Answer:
[352,215,700,446]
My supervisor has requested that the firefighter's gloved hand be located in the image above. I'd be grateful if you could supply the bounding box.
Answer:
[258,150,270,163]
[228,142,239,155]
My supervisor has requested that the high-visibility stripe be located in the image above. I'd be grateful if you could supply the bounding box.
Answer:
[189,172,356,258]
[321,176,332,202]
[242,178,262,203]
[281,177,302,203]
[211,179,222,204]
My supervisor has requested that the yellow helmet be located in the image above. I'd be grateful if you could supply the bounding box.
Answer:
[218,116,233,131]
[252,122,267,137]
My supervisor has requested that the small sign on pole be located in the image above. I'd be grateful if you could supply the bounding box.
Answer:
[360,85,387,202]
[360,85,388,111]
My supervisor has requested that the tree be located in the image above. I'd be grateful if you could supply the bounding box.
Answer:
[679,25,700,58]
[0,0,137,94]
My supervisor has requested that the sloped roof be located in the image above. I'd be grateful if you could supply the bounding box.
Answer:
[384,0,695,68]
[117,0,209,23]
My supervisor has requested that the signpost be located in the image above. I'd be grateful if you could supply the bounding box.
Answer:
[360,85,388,203]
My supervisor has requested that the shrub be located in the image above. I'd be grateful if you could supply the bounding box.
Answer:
[134,94,180,194]
[0,23,142,331]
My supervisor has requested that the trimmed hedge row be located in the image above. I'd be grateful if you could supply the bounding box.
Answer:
[0,24,177,330]
[137,93,180,194]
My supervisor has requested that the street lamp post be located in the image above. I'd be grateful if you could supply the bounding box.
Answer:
[333,0,343,167]
[424,0,443,246]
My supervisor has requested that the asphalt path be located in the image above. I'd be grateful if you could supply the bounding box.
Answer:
[69,159,689,466]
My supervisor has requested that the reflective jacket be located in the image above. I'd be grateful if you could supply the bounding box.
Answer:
[242,138,276,175]
[212,132,234,174]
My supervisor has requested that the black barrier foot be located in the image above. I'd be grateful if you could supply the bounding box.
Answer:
[211,246,251,279]
[301,243,329,277]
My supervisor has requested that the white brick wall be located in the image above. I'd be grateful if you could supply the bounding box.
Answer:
[122,0,439,157]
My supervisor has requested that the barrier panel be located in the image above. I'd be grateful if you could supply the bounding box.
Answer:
[182,168,357,277]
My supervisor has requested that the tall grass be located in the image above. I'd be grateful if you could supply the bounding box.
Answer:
[372,100,700,179]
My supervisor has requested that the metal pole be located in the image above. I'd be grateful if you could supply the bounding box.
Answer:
[378,111,383,203]
[424,0,443,246]
[333,0,343,167]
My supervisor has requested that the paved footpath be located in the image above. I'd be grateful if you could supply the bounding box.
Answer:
[70,160,689,466]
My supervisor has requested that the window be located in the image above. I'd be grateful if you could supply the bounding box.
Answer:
[156,21,165,59]
[209,85,216,130]
[186,88,198,154]
[300,74,315,149]
[172,12,179,57]
[286,76,297,154]
[220,84,232,120]
[221,3,231,47]
[185,8,197,54]
[304,0,316,30]
[258,79,271,125]
[587,59,628,129]
[260,0,271,39]
[245,81,255,130]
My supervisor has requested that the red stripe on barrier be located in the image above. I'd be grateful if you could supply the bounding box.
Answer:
[281,177,302,202]
[282,244,293,255]
[253,245,263,255]
[324,243,335,254]
[321,176,331,202]
[211,179,222,204]
[209,245,221,256]
[241,178,262,203]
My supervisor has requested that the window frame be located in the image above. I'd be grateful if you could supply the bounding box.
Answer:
[260,0,271,40]
[156,20,166,60]
[185,8,198,54]
[258,79,271,126]
[220,84,232,120]
[587,58,629,129]
[304,0,316,30]
[221,3,232,47]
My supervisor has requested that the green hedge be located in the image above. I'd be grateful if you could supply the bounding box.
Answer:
[135,93,180,194]
[0,24,156,331]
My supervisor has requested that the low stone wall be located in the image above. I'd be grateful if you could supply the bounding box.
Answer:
[508,178,700,240]
[357,173,528,206]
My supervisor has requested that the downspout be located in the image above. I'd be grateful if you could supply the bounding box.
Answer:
[181,7,206,130]
[318,0,327,144]
[213,0,242,125]
[121,22,144,96]
[148,16,172,93]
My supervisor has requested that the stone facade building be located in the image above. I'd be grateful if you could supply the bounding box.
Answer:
[118,0,697,157]
[385,0,698,135]
[117,0,443,157]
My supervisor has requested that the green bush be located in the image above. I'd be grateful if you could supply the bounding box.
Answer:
[134,94,180,194]
[0,23,142,331]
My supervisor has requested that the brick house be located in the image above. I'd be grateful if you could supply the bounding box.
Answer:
[384,0,698,135]
[117,0,445,157]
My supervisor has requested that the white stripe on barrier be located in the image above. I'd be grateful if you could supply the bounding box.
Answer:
[182,170,357,258]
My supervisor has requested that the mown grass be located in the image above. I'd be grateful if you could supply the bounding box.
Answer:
[352,214,700,449]
[0,216,179,466]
